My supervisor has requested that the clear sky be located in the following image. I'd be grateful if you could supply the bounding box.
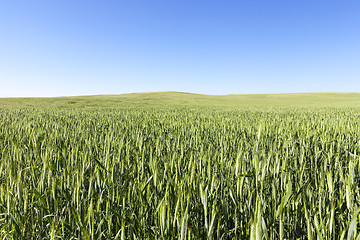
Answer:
[1,0,359,97]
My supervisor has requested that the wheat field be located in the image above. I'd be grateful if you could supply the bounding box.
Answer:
[1,92,360,239]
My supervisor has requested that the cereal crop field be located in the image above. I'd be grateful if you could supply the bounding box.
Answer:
[1,92,360,239]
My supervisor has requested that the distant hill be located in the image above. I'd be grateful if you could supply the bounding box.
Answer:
[1,92,360,109]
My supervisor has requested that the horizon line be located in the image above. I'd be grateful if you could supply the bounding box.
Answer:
[1,91,360,99]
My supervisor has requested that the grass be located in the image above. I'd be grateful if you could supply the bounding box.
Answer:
[2,91,360,109]
[1,92,360,239]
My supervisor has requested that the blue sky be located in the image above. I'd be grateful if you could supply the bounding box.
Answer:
[0,0,359,97]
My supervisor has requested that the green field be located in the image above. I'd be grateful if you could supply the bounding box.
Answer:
[1,92,360,239]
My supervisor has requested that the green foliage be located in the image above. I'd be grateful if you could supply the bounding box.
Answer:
[1,92,360,238]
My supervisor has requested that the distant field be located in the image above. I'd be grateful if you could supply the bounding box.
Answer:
[1,92,360,239]
[2,91,360,109]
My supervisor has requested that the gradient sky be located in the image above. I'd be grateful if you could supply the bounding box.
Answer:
[1,0,359,97]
